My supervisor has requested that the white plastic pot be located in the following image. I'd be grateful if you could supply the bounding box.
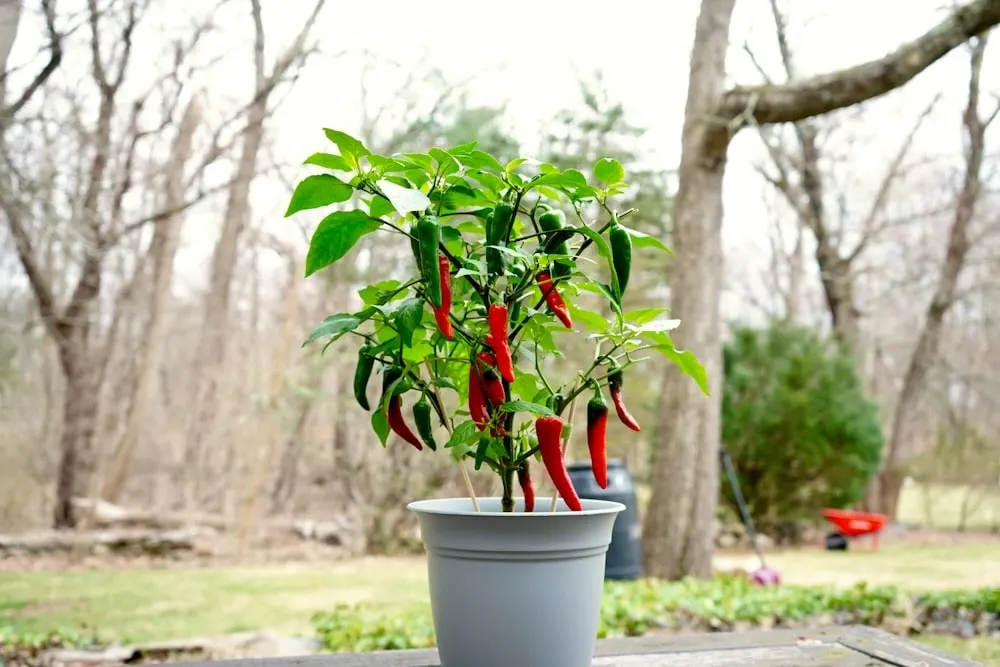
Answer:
[408,496,624,667]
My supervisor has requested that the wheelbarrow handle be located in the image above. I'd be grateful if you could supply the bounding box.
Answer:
[719,446,768,567]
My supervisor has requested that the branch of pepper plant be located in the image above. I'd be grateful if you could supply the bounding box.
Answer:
[360,180,492,305]
[506,206,634,343]
[548,398,578,512]
[504,189,525,244]
[424,359,480,512]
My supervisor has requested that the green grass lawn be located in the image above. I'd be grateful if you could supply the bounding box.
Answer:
[3,544,1000,665]
[0,557,429,642]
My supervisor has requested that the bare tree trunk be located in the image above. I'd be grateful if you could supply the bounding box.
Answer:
[880,37,991,518]
[102,97,202,502]
[53,346,100,526]
[642,0,735,580]
[642,0,1000,578]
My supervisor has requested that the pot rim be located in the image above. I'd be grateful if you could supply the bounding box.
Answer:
[407,496,625,517]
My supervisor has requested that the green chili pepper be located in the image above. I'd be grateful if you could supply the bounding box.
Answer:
[487,201,514,278]
[417,215,442,309]
[608,219,632,297]
[353,345,376,411]
[412,395,437,451]
[409,222,421,265]
[537,208,573,279]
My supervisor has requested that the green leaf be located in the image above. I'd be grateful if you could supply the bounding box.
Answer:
[575,225,621,305]
[498,400,554,417]
[623,224,673,254]
[305,211,381,277]
[448,140,477,155]
[323,129,370,165]
[510,372,540,400]
[445,421,479,449]
[403,341,435,363]
[648,332,710,396]
[467,169,505,195]
[367,155,408,174]
[304,152,352,172]
[568,303,609,332]
[369,195,395,219]
[429,147,460,177]
[506,158,527,172]
[394,298,425,347]
[578,280,623,319]
[532,169,588,190]
[594,158,625,185]
[474,437,491,470]
[377,179,431,214]
[464,150,504,172]
[372,410,390,447]
[302,313,363,347]
[359,280,404,306]
[624,307,671,324]
[285,174,353,217]
[399,153,436,173]
[440,226,463,246]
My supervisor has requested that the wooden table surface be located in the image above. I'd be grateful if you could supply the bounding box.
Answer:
[169,626,984,667]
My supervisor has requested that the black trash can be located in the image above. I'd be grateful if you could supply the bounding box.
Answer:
[567,458,643,580]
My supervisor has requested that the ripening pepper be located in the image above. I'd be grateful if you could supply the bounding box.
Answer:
[416,215,443,309]
[586,383,609,489]
[382,365,423,450]
[353,345,375,411]
[486,304,515,383]
[535,416,582,512]
[608,369,641,432]
[535,270,572,329]
[517,463,535,513]
[433,256,454,340]
[412,394,437,451]
[608,218,632,297]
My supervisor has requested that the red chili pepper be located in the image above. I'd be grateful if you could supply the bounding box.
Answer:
[486,304,515,383]
[482,369,507,437]
[468,365,489,431]
[535,271,572,329]
[608,370,641,432]
[586,385,609,489]
[387,395,423,450]
[535,416,582,512]
[433,256,454,340]
[517,463,535,512]
[477,351,497,368]
[482,369,507,410]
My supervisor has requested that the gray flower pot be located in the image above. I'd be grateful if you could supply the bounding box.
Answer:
[408,496,625,667]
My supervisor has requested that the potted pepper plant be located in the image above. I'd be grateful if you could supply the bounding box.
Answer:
[286,130,708,667]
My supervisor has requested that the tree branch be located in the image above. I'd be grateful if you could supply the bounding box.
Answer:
[1,0,62,122]
[718,0,1000,128]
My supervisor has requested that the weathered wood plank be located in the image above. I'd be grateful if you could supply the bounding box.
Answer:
[837,625,984,667]
[163,626,984,667]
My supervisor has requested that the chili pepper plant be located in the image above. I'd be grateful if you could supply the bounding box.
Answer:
[287,130,708,513]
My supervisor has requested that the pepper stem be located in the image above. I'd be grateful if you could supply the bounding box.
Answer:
[501,466,515,513]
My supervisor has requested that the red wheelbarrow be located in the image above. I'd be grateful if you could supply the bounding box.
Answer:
[821,508,888,551]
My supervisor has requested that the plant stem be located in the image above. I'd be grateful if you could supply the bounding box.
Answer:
[424,359,480,513]
[501,465,515,513]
